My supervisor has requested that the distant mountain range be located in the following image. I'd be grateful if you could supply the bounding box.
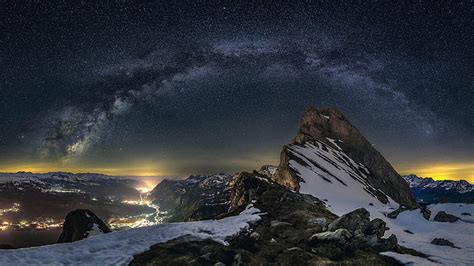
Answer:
[403,174,474,204]
[2,107,473,265]
[139,107,473,264]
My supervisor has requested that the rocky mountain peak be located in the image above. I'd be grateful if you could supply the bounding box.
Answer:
[294,107,350,145]
[295,107,369,148]
[274,106,418,209]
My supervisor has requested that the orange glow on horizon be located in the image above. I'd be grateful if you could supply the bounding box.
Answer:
[397,162,474,183]
[135,179,163,192]
[0,163,164,178]
[2,159,473,184]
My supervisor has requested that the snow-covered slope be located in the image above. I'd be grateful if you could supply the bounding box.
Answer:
[0,205,261,265]
[288,140,399,215]
[284,141,474,264]
[381,203,474,265]
[268,107,474,264]
[275,107,416,207]
[428,203,474,223]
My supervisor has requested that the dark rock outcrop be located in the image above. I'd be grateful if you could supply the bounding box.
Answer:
[365,218,388,238]
[136,107,430,264]
[433,211,460,223]
[431,238,459,248]
[133,173,406,265]
[387,206,411,219]
[57,209,111,243]
[387,206,430,220]
[274,107,417,208]
[313,208,397,252]
[257,165,278,180]
[228,172,270,209]
[327,208,370,233]
[420,207,431,220]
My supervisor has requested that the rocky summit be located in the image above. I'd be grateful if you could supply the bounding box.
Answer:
[274,107,417,208]
[132,172,417,265]
[27,107,472,265]
[131,107,433,265]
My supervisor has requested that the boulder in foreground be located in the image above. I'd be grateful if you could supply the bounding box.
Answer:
[431,238,459,249]
[433,211,459,223]
[58,209,111,243]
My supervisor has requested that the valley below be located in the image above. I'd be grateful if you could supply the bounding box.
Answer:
[0,107,472,265]
[0,172,165,247]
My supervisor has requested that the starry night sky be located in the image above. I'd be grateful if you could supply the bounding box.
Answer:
[1,2,473,180]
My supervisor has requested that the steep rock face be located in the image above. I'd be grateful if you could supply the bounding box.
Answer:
[275,107,417,208]
[257,165,278,180]
[57,209,111,243]
[148,174,232,222]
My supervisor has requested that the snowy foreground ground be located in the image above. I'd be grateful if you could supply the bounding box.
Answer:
[289,142,474,265]
[381,203,474,265]
[0,206,262,265]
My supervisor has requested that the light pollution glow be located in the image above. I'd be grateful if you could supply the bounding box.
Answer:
[1,160,473,184]
[397,161,474,183]
[0,162,165,177]
[0,153,279,178]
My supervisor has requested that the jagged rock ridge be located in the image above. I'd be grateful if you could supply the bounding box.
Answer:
[273,107,417,209]
[403,174,474,204]
[403,174,473,193]
[133,172,408,265]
